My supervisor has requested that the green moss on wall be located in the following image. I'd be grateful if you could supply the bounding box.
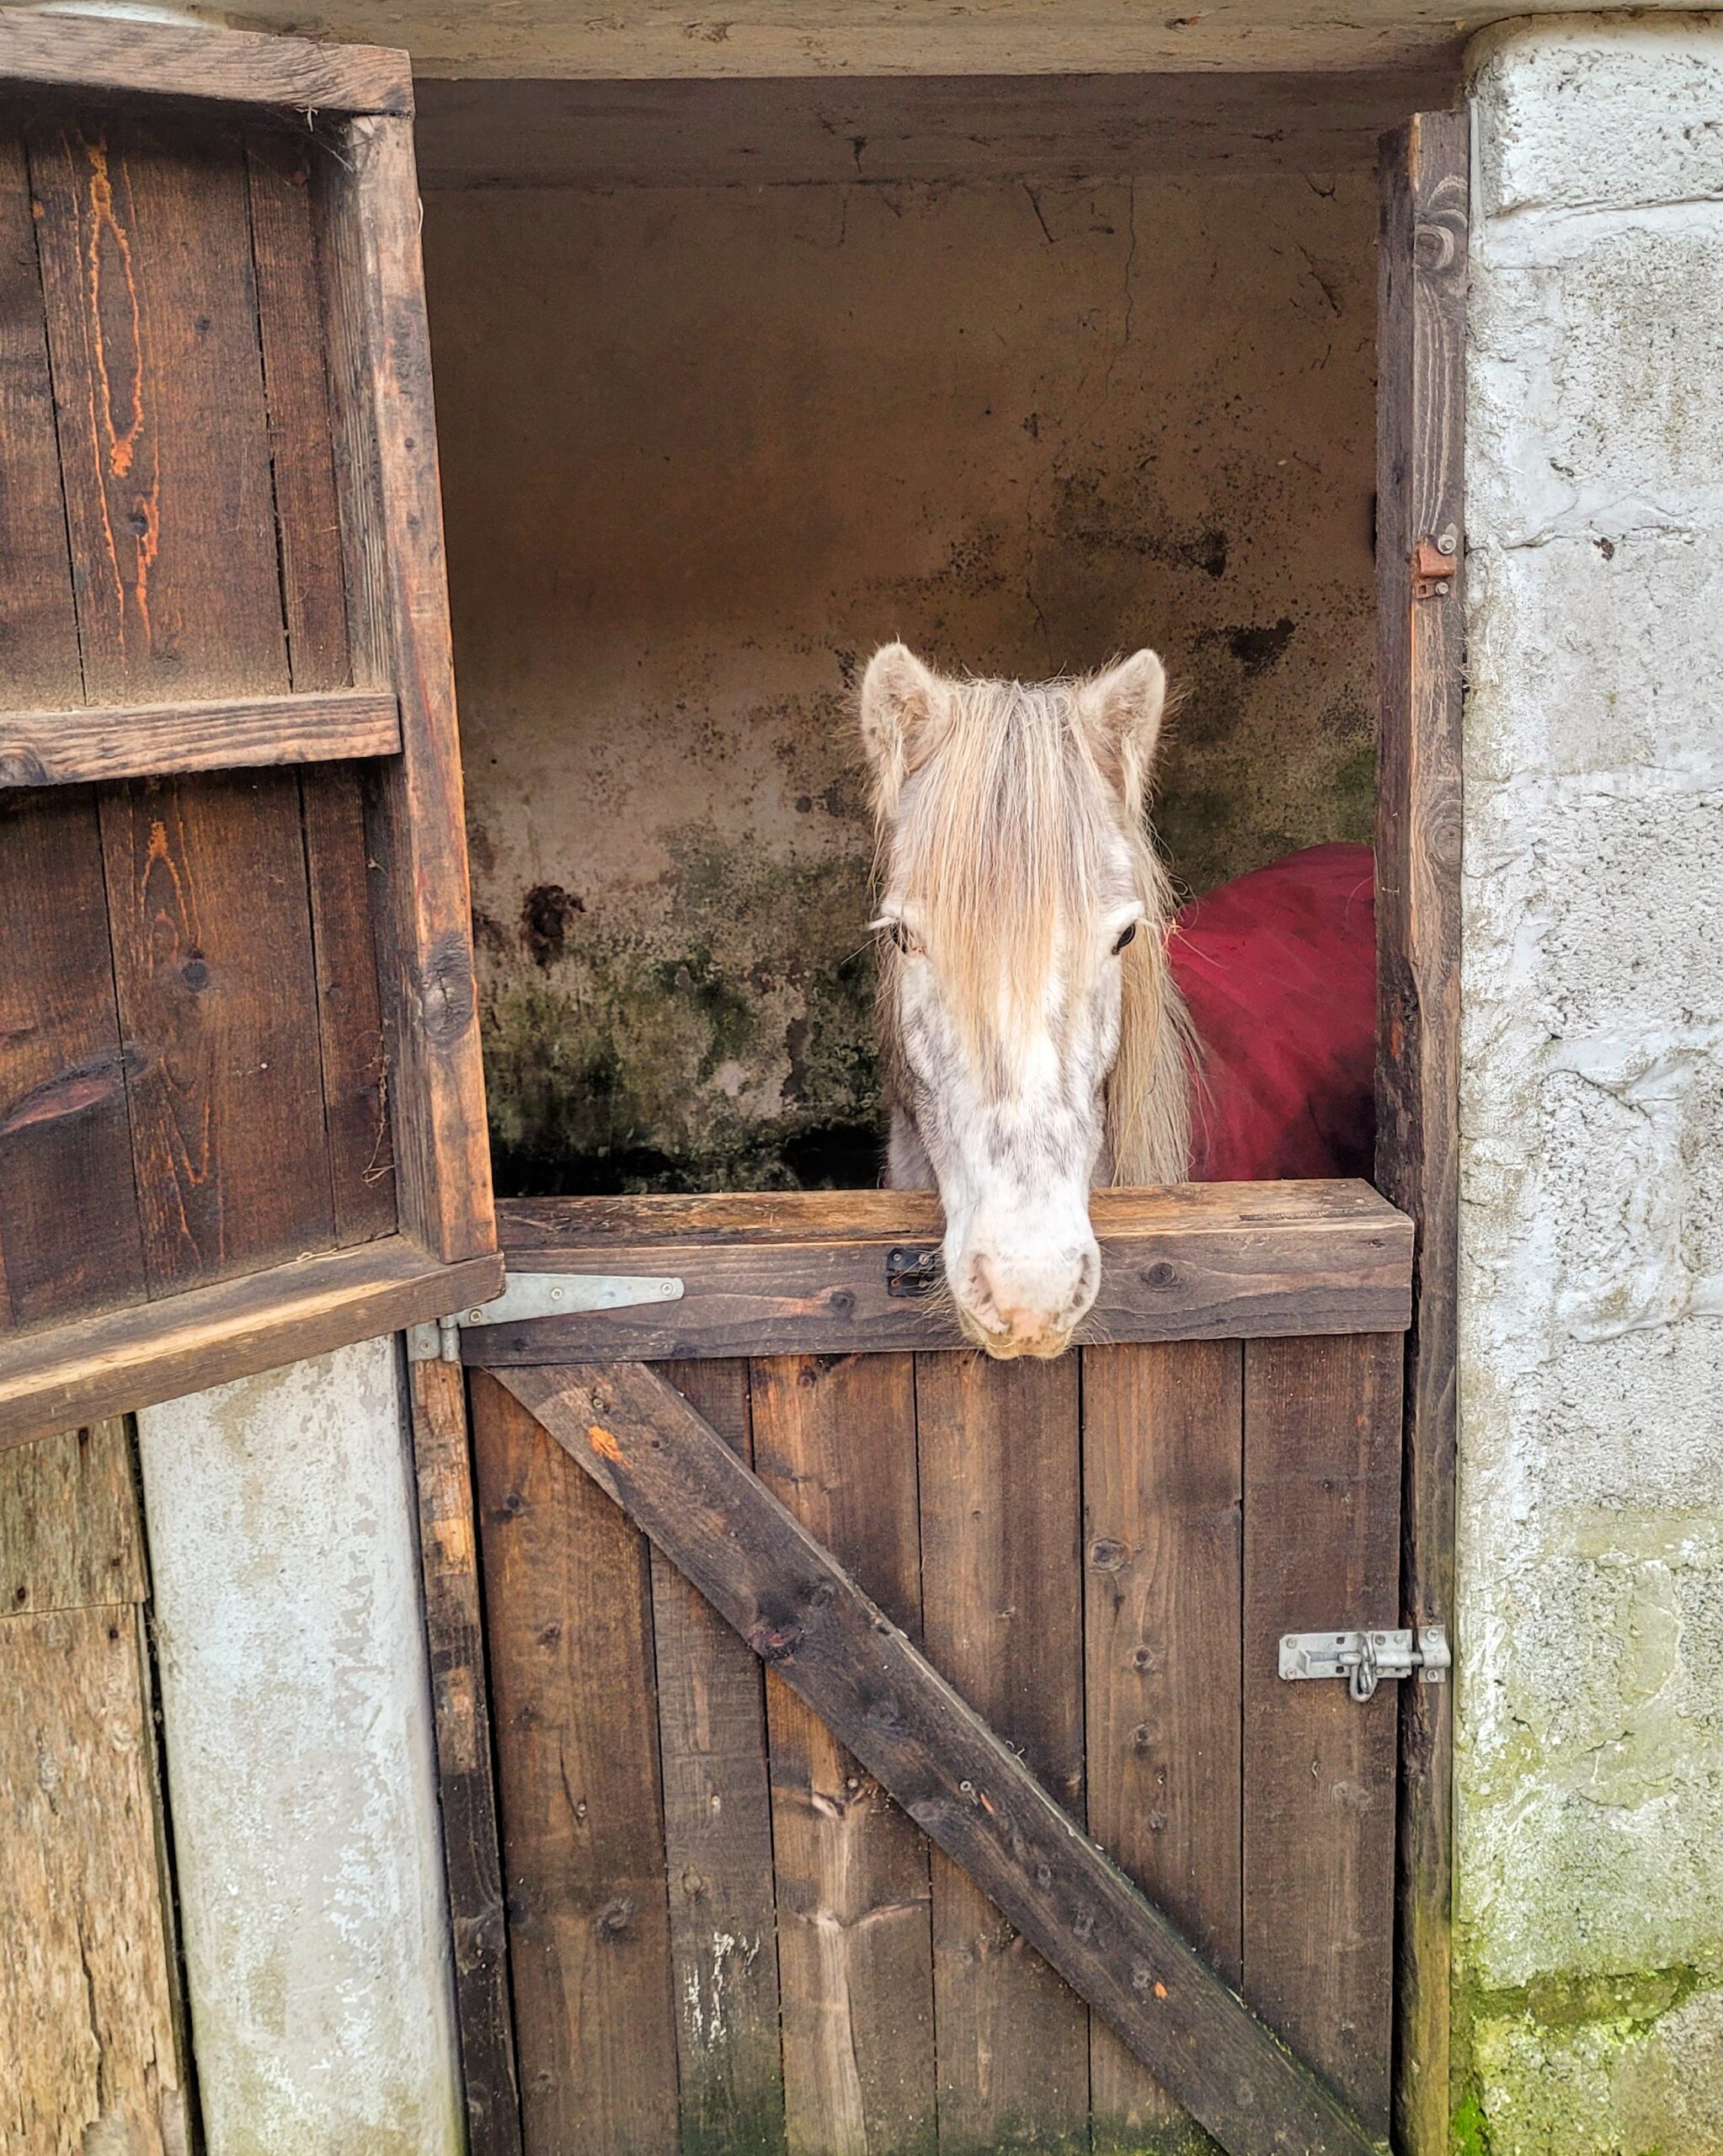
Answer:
[1451,1963,1720,2155]
[1451,2092,1494,2156]
[481,834,884,1194]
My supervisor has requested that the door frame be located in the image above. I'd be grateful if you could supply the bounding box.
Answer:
[404,100,1471,2156]
[1374,109,1469,2156]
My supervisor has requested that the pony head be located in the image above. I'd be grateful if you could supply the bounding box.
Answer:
[862,643,1190,1359]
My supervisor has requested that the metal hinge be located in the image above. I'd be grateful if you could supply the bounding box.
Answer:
[1279,1625,1452,1703]
[405,1269,685,1362]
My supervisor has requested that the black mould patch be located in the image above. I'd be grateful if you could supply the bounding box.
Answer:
[1225,617,1296,674]
[520,883,584,969]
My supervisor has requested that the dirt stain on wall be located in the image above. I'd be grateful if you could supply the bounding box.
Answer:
[423,167,1378,1192]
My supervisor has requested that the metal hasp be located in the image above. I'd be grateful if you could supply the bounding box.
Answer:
[1279,1625,1452,1703]
[406,1270,685,1362]
[887,1244,943,1299]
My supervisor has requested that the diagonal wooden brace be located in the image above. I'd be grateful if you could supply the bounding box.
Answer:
[494,1358,1388,2156]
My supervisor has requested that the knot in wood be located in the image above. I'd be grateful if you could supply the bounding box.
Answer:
[594,1895,635,1940]
[749,1618,803,1662]
[419,930,477,1047]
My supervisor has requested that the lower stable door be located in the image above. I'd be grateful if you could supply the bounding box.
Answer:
[467,1326,1402,2156]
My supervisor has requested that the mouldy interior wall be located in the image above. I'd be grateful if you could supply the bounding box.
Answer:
[419,81,1384,1193]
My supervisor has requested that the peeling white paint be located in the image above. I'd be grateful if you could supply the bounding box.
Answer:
[684,1929,763,2052]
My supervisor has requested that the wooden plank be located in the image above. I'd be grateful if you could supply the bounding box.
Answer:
[1085,1341,1243,2152]
[0,1419,145,1618]
[501,1181,1407,1250]
[469,1367,680,2156]
[413,67,1462,190]
[30,114,340,1289]
[98,768,336,1288]
[0,785,149,1329]
[29,115,290,704]
[475,1182,1413,1365]
[916,1352,1089,2153]
[0,1604,189,2156]
[93,0,1483,85]
[0,133,146,1331]
[0,688,400,785]
[299,765,397,1242]
[244,128,355,692]
[501,1359,1387,2156]
[1242,1334,1403,2138]
[407,1358,523,2156]
[0,12,411,115]
[653,1360,787,2156]
[247,126,397,1248]
[0,1236,502,1450]
[0,134,83,710]
[316,115,494,1266]
[750,1353,936,2156]
[1375,109,1468,2156]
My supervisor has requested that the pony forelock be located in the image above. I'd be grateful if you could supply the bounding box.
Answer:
[872,666,1192,1185]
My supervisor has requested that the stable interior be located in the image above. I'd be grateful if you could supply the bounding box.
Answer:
[415,73,1434,1196]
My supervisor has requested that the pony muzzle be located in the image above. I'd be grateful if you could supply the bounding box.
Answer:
[951,1230,1101,1359]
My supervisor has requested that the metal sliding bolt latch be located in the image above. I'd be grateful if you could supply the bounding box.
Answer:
[1278,1625,1452,1703]
[406,1270,684,1362]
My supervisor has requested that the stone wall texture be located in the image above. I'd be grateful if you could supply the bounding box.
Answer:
[1459,18,1723,2151]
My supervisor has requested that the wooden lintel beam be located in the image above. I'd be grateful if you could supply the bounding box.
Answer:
[495,1357,1389,2156]
[0,690,401,788]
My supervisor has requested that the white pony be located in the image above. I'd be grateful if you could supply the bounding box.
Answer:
[862,642,1193,1359]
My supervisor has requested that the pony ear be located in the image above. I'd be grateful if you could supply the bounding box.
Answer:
[859,643,942,817]
[1078,648,1168,816]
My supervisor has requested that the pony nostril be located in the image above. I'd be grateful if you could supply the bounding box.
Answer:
[965,1256,1006,1326]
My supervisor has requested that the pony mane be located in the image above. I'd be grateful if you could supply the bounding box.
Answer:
[876,669,1193,1185]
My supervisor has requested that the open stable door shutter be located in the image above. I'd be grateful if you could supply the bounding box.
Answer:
[0,13,499,1446]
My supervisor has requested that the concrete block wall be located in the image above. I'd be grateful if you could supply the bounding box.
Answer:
[1458,17,1723,2150]
[136,1342,463,2156]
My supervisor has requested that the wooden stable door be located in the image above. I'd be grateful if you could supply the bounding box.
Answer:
[0,13,498,1448]
[415,1186,1418,2156]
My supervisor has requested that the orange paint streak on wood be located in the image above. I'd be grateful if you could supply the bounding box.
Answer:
[70,134,160,660]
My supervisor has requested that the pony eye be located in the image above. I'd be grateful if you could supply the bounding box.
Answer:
[885,921,920,956]
[1112,921,1139,954]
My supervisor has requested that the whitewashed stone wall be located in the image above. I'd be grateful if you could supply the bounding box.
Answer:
[1459,18,1723,2150]
[137,1340,463,2156]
